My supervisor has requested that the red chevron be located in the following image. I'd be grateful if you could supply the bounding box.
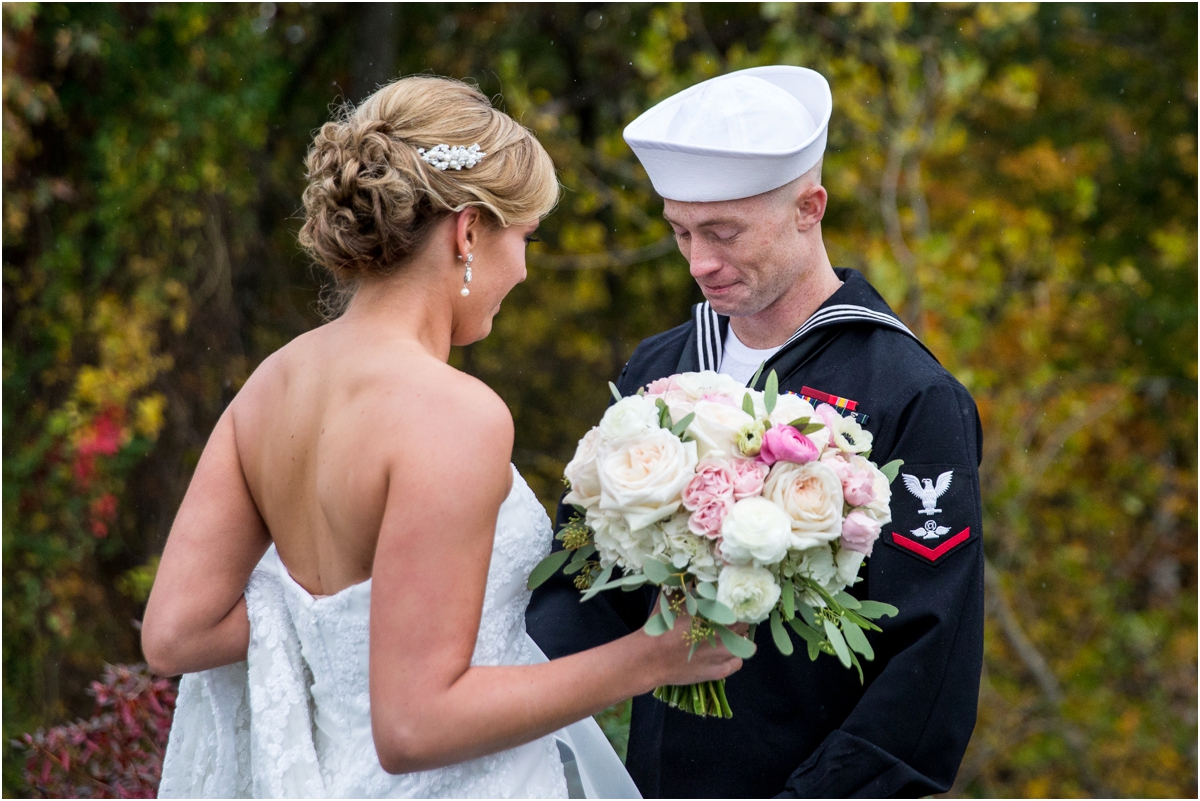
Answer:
[890,528,971,562]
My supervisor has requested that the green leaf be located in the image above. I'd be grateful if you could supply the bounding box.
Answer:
[580,564,614,601]
[764,370,779,413]
[796,600,819,629]
[787,617,823,645]
[787,416,811,429]
[609,381,623,402]
[800,422,825,435]
[841,617,875,660]
[564,556,587,574]
[619,573,648,588]
[570,503,588,516]
[695,598,737,626]
[644,612,669,636]
[833,591,862,610]
[688,641,701,662]
[770,610,794,656]
[856,600,900,619]
[742,392,755,416]
[879,459,904,484]
[750,360,766,389]
[636,387,646,396]
[848,648,864,682]
[685,591,698,615]
[842,608,881,631]
[669,412,695,438]
[527,549,572,590]
[807,638,821,661]
[659,591,676,629]
[695,581,717,600]
[574,544,597,560]
[823,619,852,668]
[642,558,671,583]
[782,579,795,619]
[715,624,757,658]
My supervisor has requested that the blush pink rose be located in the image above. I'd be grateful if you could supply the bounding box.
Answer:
[729,458,769,499]
[813,403,842,438]
[645,375,682,396]
[700,392,739,407]
[688,498,733,538]
[840,510,882,556]
[681,458,736,511]
[824,455,877,507]
[757,425,819,466]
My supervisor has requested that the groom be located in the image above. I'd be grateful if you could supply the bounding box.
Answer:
[528,66,984,798]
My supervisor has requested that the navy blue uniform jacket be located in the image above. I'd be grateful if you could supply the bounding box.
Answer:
[527,269,984,798]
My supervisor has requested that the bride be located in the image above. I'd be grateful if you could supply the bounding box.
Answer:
[141,76,742,798]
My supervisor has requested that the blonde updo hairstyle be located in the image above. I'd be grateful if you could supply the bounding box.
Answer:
[299,76,558,287]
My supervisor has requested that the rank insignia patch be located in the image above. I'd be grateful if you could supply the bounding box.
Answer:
[883,464,978,565]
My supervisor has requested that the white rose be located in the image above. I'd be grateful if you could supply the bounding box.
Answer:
[598,428,698,531]
[676,370,749,401]
[762,461,844,549]
[717,564,781,623]
[832,415,873,454]
[769,394,831,452]
[687,399,755,459]
[563,427,603,508]
[718,497,792,567]
[860,462,893,525]
[598,395,659,441]
[589,509,665,571]
[834,547,866,590]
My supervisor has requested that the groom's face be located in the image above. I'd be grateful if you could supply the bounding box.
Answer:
[663,181,818,318]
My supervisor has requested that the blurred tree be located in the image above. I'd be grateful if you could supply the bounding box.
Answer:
[3,3,1195,796]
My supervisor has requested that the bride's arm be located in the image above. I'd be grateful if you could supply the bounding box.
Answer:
[369,383,740,775]
[141,408,271,676]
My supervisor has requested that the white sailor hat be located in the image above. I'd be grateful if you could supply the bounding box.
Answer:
[623,65,831,202]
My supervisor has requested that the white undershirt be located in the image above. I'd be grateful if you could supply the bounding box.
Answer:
[719,326,783,385]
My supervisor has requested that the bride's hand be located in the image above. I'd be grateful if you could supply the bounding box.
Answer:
[642,614,749,687]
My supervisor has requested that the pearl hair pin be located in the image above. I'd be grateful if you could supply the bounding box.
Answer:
[418,143,486,170]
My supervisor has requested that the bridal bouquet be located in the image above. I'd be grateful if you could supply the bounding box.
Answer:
[529,370,903,718]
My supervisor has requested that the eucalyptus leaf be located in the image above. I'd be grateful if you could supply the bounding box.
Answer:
[787,416,811,429]
[787,617,822,645]
[579,564,614,601]
[695,598,737,626]
[770,610,794,656]
[842,617,875,660]
[644,613,669,636]
[685,592,698,615]
[526,549,571,590]
[609,381,623,402]
[641,558,671,584]
[801,422,825,435]
[563,557,587,575]
[569,504,588,517]
[764,371,779,413]
[797,600,819,628]
[670,412,695,438]
[842,608,880,631]
[575,544,597,560]
[856,600,900,619]
[659,591,676,629]
[833,591,862,610]
[742,392,755,416]
[782,579,795,619]
[750,361,765,388]
[879,459,904,484]
[696,581,717,600]
[620,573,648,588]
[823,619,852,668]
[715,625,757,658]
[807,638,821,661]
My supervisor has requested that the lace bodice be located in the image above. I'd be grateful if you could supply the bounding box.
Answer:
[159,467,568,798]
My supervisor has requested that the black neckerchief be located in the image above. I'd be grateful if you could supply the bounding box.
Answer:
[675,268,929,389]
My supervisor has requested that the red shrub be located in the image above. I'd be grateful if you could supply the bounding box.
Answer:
[17,664,177,798]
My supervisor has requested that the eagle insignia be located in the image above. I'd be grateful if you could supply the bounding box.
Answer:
[902,471,953,515]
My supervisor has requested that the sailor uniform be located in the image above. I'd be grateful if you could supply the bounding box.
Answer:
[527,268,984,798]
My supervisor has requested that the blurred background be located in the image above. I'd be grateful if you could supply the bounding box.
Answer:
[3,2,1196,797]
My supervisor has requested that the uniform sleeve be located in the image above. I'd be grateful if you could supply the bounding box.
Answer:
[780,380,985,798]
[525,361,654,658]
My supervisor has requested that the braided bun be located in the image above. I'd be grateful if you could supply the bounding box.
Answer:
[299,76,558,284]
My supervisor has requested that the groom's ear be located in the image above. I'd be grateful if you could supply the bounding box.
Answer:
[793,184,827,232]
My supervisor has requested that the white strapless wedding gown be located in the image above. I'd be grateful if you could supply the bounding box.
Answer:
[159,467,639,799]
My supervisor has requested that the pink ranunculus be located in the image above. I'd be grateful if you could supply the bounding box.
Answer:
[645,375,682,396]
[681,458,736,511]
[688,498,733,538]
[824,454,877,507]
[700,392,739,407]
[757,425,819,466]
[840,511,882,556]
[729,458,769,499]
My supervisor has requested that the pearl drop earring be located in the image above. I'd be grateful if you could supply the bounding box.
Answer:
[461,253,474,297]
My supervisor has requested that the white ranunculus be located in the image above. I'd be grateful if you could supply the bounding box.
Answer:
[718,497,792,567]
[597,428,698,531]
[831,414,873,454]
[662,513,720,581]
[675,370,749,401]
[769,394,831,452]
[598,395,660,442]
[563,426,603,508]
[762,460,844,549]
[687,399,755,459]
[717,565,781,623]
[589,509,665,571]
